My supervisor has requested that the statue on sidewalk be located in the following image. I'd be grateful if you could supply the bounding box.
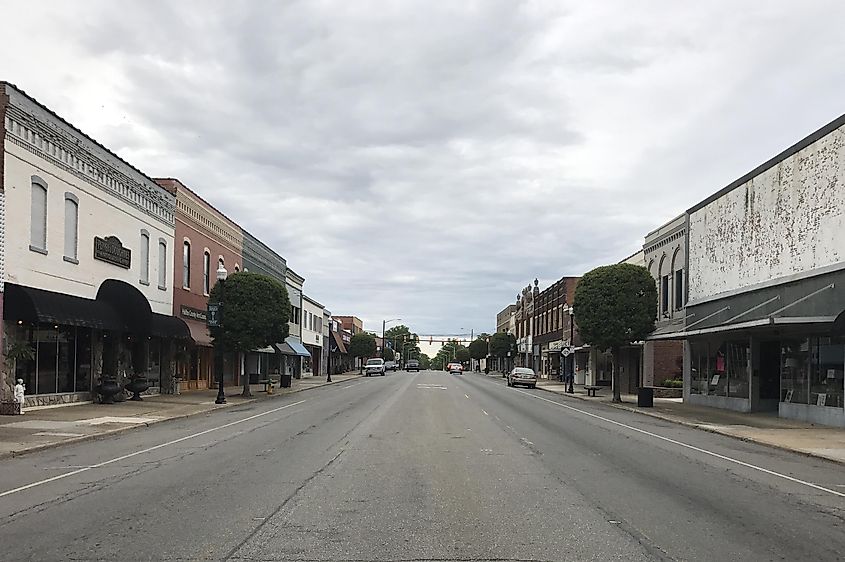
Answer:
[14,379,25,414]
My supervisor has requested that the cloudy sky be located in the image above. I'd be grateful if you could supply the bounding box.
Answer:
[3,1,844,336]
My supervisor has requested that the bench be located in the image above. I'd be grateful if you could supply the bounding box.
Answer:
[585,385,602,397]
[258,374,281,393]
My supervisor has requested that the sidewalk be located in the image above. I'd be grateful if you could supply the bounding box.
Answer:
[0,372,362,459]
[485,372,845,464]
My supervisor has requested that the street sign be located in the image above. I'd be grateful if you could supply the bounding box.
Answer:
[207,303,222,328]
[561,346,572,357]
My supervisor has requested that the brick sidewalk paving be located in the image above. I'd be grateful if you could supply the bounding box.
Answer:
[0,372,362,459]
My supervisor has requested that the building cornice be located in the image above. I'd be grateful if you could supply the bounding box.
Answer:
[3,83,174,227]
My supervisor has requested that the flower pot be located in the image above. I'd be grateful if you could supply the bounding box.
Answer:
[125,379,150,401]
[97,380,121,404]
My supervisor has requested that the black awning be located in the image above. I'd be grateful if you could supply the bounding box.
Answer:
[4,283,124,330]
[150,314,191,339]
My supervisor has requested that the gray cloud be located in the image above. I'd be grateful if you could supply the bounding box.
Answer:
[3,0,844,334]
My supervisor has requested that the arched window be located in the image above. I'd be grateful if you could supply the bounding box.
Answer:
[203,251,211,295]
[658,253,669,316]
[182,240,191,289]
[30,176,48,253]
[63,193,79,262]
[158,239,167,289]
[140,231,150,284]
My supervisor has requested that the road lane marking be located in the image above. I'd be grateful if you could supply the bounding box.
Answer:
[0,399,307,499]
[481,409,489,416]
[506,387,845,499]
[464,394,470,399]
[343,382,363,389]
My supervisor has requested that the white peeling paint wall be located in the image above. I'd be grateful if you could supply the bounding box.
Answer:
[689,127,845,302]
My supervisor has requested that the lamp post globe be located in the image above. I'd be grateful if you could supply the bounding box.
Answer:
[215,264,228,405]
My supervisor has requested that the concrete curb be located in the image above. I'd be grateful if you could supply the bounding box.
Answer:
[0,374,363,460]
[532,382,845,466]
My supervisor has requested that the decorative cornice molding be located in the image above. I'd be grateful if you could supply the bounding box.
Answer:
[4,102,175,227]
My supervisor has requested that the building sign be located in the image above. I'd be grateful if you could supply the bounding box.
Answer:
[181,305,208,322]
[207,303,222,328]
[549,340,563,352]
[93,236,131,269]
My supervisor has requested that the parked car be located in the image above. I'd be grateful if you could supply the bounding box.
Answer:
[364,358,386,376]
[447,362,463,374]
[384,361,398,371]
[508,367,537,388]
[405,360,420,372]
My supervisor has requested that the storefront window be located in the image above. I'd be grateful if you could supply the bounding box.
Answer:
[145,338,162,387]
[36,326,58,394]
[813,337,843,408]
[689,341,708,394]
[57,327,76,393]
[75,329,92,392]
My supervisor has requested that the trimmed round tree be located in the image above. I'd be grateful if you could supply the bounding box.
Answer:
[348,333,377,372]
[208,272,290,398]
[573,263,657,402]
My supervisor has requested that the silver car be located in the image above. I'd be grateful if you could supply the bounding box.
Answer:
[507,367,537,388]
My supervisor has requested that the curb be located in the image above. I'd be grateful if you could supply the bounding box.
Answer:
[533,383,845,466]
[0,374,363,460]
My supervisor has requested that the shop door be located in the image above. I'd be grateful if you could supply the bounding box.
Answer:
[759,340,781,401]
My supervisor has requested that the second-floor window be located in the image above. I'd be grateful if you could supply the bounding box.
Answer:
[140,232,150,284]
[30,178,48,252]
[675,269,685,310]
[63,194,78,262]
[203,251,210,295]
[182,241,191,289]
[661,275,670,315]
[158,240,167,289]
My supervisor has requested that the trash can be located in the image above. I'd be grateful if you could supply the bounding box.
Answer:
[638,386,654,408]
[280,373,292,388]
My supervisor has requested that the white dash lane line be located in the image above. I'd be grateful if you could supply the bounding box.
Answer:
[343,382,363,389]
[507,387,845,499]
[481,410,489,416]
[0,399,307,499]
[464,394,470,399]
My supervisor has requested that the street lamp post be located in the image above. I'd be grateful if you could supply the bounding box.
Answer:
[382,318,401,359]
[214,264,228,405]
[326,316,332,383]
[567,306,575,394]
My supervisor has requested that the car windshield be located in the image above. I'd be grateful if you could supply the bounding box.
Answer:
[366,359,383,365]
[515,368,535,375]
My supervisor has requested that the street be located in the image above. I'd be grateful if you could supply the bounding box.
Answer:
[1,371,843,561]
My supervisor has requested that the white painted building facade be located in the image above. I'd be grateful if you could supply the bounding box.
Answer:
[1,82,188,405]
[683,114,845,426]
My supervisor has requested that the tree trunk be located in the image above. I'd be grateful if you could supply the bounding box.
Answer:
[611,346,622,403]
[241,352,252,397]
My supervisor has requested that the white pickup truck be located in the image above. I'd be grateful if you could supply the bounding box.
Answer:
[364,358,386,377]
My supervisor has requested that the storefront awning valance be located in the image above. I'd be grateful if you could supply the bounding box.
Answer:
[186,320,214,347]
[150,313,191,339]
[274,336,311,357]
[331,331,348,354]
[4,283,124,331]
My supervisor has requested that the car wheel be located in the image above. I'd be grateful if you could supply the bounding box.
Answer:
[530,384,536,389]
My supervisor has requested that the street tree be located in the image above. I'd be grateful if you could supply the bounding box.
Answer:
[469,338,488,361]
[489,332,516,369]
[573,263,657,402]
[418,354,431,369]
[383,347,396,361]
[455,346,470,363]
[208,272,290,398]
[385,324,420,364]
[349,333,377,371]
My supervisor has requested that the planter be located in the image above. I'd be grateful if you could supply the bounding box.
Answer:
[125,378,150,401]
[96,380,121,404]
[0,401,22,415]
[652,386,683,399]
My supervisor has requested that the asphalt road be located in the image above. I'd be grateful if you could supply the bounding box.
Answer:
[1,371,843,561]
